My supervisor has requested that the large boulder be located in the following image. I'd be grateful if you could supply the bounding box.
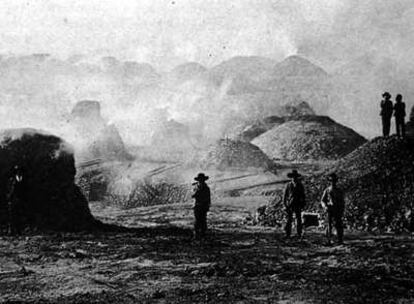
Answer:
[0,128,95,231]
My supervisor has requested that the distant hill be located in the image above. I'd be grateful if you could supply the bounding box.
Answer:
[225,101,316,142]
[169,62,207,83]
[206,56,278,94]
[122,61,160,83]
[205,55,331,116]
[252,115,366,161]
[269,55,328,80]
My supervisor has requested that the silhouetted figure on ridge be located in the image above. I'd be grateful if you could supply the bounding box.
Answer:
[283,170,306,238]
[380,92,393,137]
[394,94,406,138]
[321,173,345,245]
[192,173,211,240]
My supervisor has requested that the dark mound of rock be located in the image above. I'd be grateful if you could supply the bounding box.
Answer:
[0,129,95,232]
[200,139,276,172]
[252,115,367,161]
[304,136,414,232]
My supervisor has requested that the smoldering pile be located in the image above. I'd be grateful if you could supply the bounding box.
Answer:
[0,128,97,232]
[225,101,316,142]
[252,115,367,161]
[200,138,277,172]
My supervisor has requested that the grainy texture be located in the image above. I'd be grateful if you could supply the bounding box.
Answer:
[252,116,367,161]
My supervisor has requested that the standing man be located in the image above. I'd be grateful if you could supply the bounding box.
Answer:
[321,173,345,245]
[380,92,394,137]
[394,94,406,138]
[192,173,211,240]
[283,170,305,238]
[6,165,25,235]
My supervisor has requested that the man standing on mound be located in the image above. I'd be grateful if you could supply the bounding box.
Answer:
[192,173,211,240]
[380,92,393,137]
[321,173,345,245]
[394,94,406,138]
[283,170,306,238]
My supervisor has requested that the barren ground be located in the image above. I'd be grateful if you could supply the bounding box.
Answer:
[1,196,413,303]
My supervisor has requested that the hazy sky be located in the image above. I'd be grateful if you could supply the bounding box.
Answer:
[0,0,350,69]
[1,0,414,140]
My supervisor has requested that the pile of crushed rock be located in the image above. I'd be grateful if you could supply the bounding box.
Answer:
[200,139,277,172]
[256,136,414,233]
[252,115,366,161]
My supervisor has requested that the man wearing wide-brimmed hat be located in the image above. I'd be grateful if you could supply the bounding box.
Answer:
[283,169,306,238]
[192,173,211,240]
[380,92,393,137]
[321,173,345,245]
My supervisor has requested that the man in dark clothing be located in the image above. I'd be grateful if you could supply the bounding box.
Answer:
[6,165,25,235]
[380,92,393,137]
[394,94,406,138]
[192,173,211,240]
[321,173,345,245]
[283,170,306,238]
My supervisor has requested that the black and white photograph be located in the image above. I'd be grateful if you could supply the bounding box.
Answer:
[0,1,413,303]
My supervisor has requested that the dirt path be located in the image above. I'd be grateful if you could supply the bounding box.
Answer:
[0,200,413,303]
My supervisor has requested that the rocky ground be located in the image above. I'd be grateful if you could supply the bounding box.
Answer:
[1,197,413,304]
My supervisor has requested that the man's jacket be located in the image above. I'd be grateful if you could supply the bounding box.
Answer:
[192,182,211,211]
[380,99,393,117]
[283,181,305,209]
[321,185,345,214]
[394,102,406,118]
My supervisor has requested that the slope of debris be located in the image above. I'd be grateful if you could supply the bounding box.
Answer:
[405,105,414,138]
[252,115,366,161]
[258,136,414,233]
[305,136,414,232]
[200,139,276,172]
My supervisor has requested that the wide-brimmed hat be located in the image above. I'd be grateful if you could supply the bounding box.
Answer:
[194,173,209,181]
[287,169,301,178]
[382,92,391,98]
[327,173,338,182]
